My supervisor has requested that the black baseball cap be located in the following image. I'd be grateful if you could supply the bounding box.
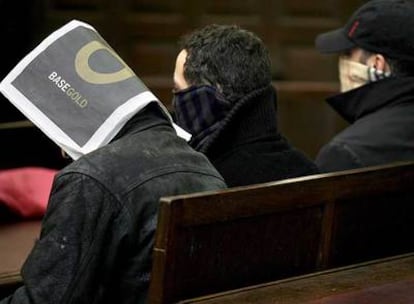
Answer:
[315,0,414,61]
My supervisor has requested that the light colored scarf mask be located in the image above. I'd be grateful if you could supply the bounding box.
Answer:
[339,57,392,92]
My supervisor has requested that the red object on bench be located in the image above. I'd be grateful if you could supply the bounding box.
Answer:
[0,167,57,219]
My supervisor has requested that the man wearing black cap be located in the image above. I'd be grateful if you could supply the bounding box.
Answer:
[314,0,414,172]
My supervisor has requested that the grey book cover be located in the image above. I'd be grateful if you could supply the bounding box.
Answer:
[0,20,188,160]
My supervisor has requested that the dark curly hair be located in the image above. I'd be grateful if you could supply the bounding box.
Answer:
[179,24,272,103]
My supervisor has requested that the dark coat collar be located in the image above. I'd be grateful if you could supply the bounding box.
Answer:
[202,85,280,156]
[327,77,414,123]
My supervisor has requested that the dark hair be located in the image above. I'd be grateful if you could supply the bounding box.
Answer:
[179,24,272,103]
[384,57,414,77]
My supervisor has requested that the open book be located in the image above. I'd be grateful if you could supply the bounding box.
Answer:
[0,20,190,160]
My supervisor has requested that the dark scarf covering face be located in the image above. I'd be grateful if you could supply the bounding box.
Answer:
[172,85,232,150]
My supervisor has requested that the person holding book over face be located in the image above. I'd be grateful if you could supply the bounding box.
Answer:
[0,21,226,303]
[172,24,318,187]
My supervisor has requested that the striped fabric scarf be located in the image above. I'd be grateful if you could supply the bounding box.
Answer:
[173,85,231,150]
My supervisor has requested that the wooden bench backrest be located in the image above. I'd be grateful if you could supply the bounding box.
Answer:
[148,162,414,303]
[328,170,414,267]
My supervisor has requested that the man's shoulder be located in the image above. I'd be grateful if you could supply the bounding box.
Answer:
[59,127,224,192]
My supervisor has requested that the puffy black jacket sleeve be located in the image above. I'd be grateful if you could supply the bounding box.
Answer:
[0,172,125,304]
[315,142,363,173]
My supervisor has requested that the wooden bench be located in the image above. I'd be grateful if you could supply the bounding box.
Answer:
[148,161,414,303]
[1,162,413,302]
[180,252,414,304]
[0,221,41,299]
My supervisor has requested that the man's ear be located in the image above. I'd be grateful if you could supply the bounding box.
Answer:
[369,54,390,72]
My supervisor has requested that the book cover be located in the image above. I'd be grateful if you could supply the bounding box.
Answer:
[0,20,189,160]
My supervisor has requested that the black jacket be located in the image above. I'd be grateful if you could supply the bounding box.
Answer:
[1,104,226,304]
[316,77,414,172]
[198,85,318,187]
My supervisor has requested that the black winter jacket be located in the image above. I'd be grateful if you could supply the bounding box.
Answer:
[316,77,414,172]
[1,104,226,304]
[198,85,319,187]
